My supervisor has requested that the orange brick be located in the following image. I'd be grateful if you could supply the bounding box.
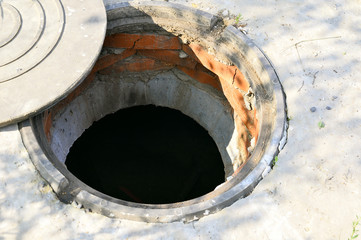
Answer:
[232,92,257,138]
[100,56,175,74]
[103,33,181,50]
[219,77,257,138]
[187,43,258,138]
[194,63,217,76]
[93,49,136,72]
[181,44,201,63]
[137,49,197,69]
[177,65,222,91]
[188,43,249,92]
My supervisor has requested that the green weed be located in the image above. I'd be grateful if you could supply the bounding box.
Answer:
[235,13,243,25]
[349,216,361,240]
[318,121,325,129]
[272,156,279,167]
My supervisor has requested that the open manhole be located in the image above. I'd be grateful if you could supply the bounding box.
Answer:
[65,105,225,204]
[19,1,287,223]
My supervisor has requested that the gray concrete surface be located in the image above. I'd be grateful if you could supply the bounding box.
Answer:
[0,0,361,239]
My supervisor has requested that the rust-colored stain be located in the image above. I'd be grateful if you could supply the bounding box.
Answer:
[43,110,52,142]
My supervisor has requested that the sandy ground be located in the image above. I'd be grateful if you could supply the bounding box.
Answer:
[1,0,361,239]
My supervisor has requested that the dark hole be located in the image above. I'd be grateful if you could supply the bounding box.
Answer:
[65,105,225,204]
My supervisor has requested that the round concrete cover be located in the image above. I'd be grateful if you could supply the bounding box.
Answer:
[0,0,106,127]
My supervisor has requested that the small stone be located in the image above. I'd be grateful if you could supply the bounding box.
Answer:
[332,96,338,101]
[222,10,228,17]
[178,50,188,59]
[326,106,332,110]
[310,107,316,112]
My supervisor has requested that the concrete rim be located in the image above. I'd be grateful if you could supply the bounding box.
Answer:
[19,1,287,223]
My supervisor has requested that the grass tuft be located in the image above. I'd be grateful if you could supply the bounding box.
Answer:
[349,216,361,240]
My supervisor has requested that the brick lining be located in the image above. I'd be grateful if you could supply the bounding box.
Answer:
[51,32,259,166]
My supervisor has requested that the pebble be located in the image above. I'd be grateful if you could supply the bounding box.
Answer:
[326,106,332,110]
[310,107,316,112]
[179,51,188,59]
[222,10,228,16]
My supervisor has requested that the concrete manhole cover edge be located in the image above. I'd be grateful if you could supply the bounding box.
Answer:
[0,0,107,127]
